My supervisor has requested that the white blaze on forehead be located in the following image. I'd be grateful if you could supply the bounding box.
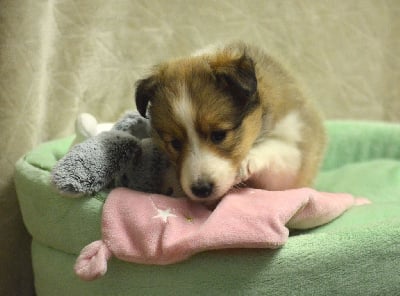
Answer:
[172,85,198,148]
[172,85,237,200]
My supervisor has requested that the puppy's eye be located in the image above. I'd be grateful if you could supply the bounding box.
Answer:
[170,139,182,151]
[210,130,227,144]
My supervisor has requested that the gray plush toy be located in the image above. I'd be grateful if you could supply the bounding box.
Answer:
[51,111,184,197]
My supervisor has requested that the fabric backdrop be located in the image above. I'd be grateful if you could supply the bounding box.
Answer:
[1,0,399,294]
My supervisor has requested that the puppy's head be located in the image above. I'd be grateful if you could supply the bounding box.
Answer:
[135,52,262,202]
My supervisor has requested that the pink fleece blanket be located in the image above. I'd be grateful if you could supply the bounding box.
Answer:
[75,187,369,281]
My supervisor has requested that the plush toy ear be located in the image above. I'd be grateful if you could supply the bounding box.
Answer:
[211,53,259,113]
[135,75,159,118]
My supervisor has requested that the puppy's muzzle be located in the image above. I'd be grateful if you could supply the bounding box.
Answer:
[190,180,214,198]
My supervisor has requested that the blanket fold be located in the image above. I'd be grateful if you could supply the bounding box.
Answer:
[74,187,369,281]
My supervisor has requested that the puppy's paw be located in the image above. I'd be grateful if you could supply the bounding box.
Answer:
[236,156,259,183]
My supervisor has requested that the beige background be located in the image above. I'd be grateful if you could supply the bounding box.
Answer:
[1,0,399,294]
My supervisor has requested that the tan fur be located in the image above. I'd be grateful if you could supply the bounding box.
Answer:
[135,41,326,201]
[232,43,326,188]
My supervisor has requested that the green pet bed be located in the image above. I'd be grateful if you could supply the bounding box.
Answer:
[15,121,400,295]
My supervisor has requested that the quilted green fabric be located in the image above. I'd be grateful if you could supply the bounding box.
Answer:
[15,121,400,295]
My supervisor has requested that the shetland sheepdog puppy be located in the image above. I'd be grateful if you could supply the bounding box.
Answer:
[135,41,326,202]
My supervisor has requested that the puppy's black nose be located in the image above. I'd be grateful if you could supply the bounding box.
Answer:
[191,181,214,198]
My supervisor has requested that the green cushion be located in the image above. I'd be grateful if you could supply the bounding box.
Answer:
[15,121,400,295]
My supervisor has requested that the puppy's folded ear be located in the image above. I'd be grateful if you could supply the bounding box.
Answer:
[211,54,258,111]
[135,75,158,118]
